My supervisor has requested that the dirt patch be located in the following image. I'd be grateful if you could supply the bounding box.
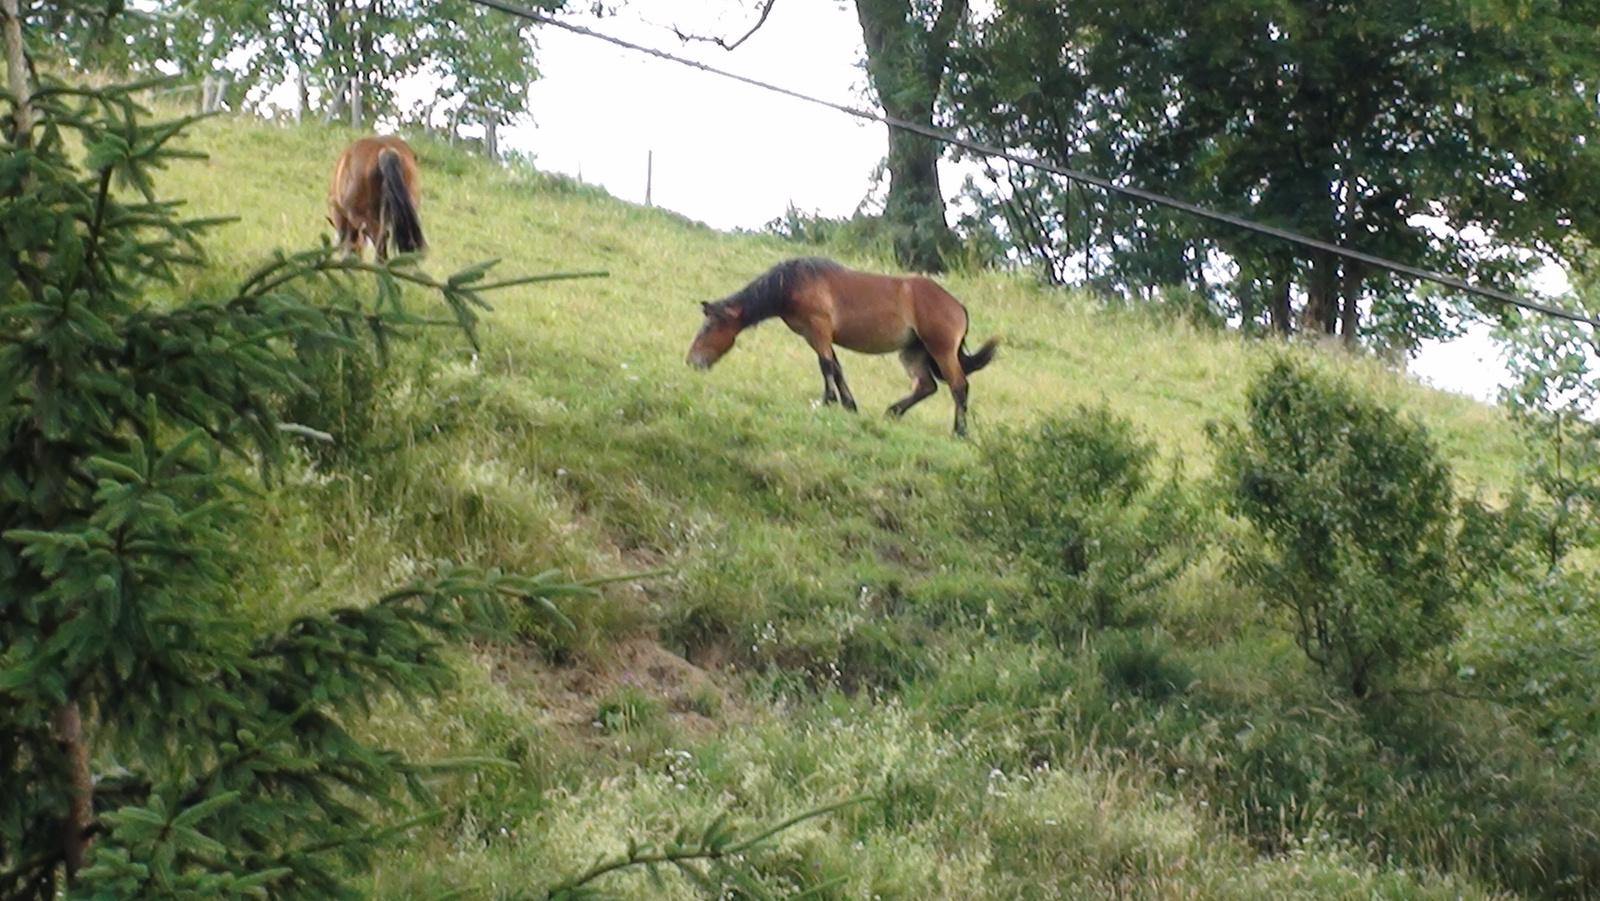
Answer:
[478,635,731,743]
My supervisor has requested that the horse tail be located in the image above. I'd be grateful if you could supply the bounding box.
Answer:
[378,148,426,254]
[922,336,998,383]
[960,338,999,375]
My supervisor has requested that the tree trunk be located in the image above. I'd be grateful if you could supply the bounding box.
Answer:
[1339,258,1364,348]
[854,0,966,272]
[1301,249,1338,335]
[2,0,30,140]
[1269,263,1293,335]
[54,701,94,882]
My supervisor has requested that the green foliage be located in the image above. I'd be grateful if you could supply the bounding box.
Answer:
[971,403,1206,636]
[1097,631,1193,701]
[25,1,154,73]
[1211,357,1462,698]
[1498,275,1600,564]
[282,336,384,467]
[950,0,1600,344]
[761,204,891,260]
[147,0,559,124]
[1448,446,1600,763]
[0,70,599,899]
[1455,565,1600,758]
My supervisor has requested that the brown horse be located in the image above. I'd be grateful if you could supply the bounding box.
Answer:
[327,135,425,261]
[686,257,998,435]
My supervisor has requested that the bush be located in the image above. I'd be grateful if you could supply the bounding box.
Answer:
[971,403,1206,638]
[283,334,383,466]
[1098,631,1194,701]
[762,204,892,258]
[1210,356,1462,698]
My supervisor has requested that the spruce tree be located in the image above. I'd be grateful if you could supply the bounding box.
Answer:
[0,13,589,899]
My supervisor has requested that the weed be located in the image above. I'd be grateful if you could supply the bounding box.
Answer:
[594,686,664,735]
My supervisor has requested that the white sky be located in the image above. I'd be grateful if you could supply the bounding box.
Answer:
[516,2,886,231]
[499,1,1517,401]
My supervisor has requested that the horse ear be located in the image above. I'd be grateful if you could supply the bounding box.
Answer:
[701,301,713,315]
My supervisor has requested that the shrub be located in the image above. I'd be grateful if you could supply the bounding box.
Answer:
[1210,356,1461,698]
[282,334,383,466]
[762,203,892,258]
[971,403,1206,638]
[1097,631,1194,701]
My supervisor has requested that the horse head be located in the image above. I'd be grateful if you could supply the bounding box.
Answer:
[686,301,743,369]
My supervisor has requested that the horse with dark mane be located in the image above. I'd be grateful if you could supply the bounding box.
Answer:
[327,135,426,261]
[686,258,998,435]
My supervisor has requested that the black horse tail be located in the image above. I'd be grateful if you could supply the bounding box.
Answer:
[960,337,999,375]
[379,149,425,255]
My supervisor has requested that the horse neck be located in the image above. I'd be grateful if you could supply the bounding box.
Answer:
[723,286,786,329]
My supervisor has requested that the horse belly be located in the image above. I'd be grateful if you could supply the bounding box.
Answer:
[831,316,914,355]
[825,299,915,352]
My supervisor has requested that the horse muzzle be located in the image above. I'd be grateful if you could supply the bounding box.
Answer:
[685,351,714,370]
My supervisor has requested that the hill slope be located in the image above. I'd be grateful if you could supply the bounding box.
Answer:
[166,115,1542,900]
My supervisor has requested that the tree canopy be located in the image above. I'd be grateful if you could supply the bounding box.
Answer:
[142,0,560,126]
[949,0,1600,348]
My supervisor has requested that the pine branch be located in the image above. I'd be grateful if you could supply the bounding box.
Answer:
[538,798,868,900]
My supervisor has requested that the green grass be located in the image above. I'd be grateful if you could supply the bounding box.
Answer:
[153,112,1562,900]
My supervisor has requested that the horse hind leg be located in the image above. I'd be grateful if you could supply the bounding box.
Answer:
[889,343,939,418]
[929,346,971,437]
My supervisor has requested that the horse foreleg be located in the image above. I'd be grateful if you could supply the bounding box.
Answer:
[831,356,858,411]
[331,215,360,258]
[816,356,840,405]
[816,354,858,411]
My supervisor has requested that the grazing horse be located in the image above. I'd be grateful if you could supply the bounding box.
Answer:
[686,257,999,436]
[326,135,426,261]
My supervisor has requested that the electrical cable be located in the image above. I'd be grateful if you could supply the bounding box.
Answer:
[467,0,1600,328]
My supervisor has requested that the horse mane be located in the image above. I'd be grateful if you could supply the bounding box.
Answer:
[713,257,843,325]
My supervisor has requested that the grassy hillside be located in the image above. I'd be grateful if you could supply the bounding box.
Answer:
[158,114,1565,900]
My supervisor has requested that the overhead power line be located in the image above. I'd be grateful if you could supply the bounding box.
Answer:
[466,0,1600,329]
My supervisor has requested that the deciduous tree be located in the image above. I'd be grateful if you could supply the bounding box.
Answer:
[147,0,557,126]
[1211,357,1461,698]
[853,0,966,272]
[951,0,1600,349]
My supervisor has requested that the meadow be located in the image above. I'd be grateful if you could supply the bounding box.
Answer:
[162,114,1584,900]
